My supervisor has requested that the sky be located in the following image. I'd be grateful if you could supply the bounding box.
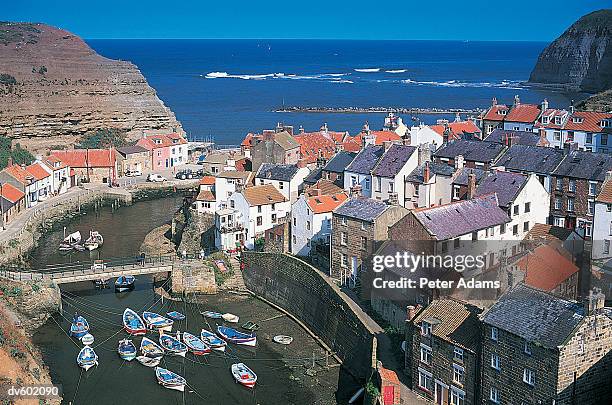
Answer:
[3,1,610,41]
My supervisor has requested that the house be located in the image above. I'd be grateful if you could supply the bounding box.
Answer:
[136,133,188,170]
[321,151,356,187]
[562,110,612,153]
[330,196,407,282]
[480,284,611,405]
[40,156,71,195]
[116,145,150,176]
[194,175,217,214]
[484,128,549,147]
[592,175,612,262]
[227,184,290,249]
[405,161,456,209]
[25,163,52,203]
[0,183,26,226]
[214,170,253,207]
[263,220,290,253]
[0,164,38,208]
[406,124,444,149]
[409,299,483,405]
[433,140,506,171]
[502,96,542,131]
[291,190,347,257]
[494,144,564,193]
[50,149,117,184]
[532,101,571,148]
[200,151,247,175]
[430,117,482,142]
[451,167,487,202]
[550,150,612,237]
[479,98,510,136]
[255,163,309,203]
[293,127,338,166]
[383,112,408,137]
[524,223,584,258]
[344,145,385,197]
[214,207,246,252]
[371,144,418,205]
[302,167,323,187]
[249,130,300,171]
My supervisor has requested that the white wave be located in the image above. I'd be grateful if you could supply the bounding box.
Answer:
[204,71,352,84]
[386,69,407,73]
[354,68,380,73]
[400,78,523,89]
[206,71,229,78]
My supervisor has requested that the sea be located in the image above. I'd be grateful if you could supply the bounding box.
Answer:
[87,39,587,146]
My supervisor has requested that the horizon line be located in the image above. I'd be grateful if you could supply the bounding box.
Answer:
[83,37,551,43]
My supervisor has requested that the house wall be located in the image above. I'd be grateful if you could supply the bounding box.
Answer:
[506,174,550,240]
[550,177,599,238]
[503,121,535,131]
[408,126,443,149]
[371,151,418,205]
[118,152,150,175]
[344,171,372,197]
[1,197,26,225]
[291,197,313,256]
[251,141,299,171]
[592,200,612,260]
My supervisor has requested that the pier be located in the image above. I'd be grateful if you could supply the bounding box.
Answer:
[274,106,484,115]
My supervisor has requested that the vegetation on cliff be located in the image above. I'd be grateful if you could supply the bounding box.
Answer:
[77,128,129,149]
[0,136,34,169]
[575,89,612,112]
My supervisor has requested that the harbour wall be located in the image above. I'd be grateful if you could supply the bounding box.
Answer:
[241,251,377,381]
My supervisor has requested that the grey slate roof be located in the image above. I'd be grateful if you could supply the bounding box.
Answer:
[452,167,487,186]
[552,151,612,181]
[303,167,323,185]
[334,196,388,222]
[475,170,528,208]
[372,145,417,178]
[495,145,564,174]
[116,145,149,156]
[434,140,506,163]
[345,145,384,175]
[323,151,357,173]
[256,163,299,182]
[406,162,455,183]
[484,129,541,146]
[481,284,584,348]
[414,194,510,240]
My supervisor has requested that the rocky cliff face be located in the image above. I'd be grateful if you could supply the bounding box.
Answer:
[528,9,612,93]
[0,22,183,152]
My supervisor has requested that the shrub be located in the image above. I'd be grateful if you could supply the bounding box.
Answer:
[0,73,17,85]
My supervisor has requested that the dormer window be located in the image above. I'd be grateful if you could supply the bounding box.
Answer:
[499,110,507,116]
[421,321,432,336]
[601,120,611,128]
[573,117,583,124]
[154,139,162,144]
[554,117,561,125]
[541,116,549,124]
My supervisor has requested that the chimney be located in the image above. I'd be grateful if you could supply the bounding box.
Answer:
[606,171,612,182]
[299,125,305,134]
[455,155,465,170]
[514,95,520,105]
[541,98,549,112]
[311,188,321,197]
[7,157,13,167]
[584,288,605,315]
[570,100,575,114]
[321,123,328,133]
[563,142,578,156]
[362,121,370,134]
[263,130,275,141]
[467,173,476,199]
[492,97,497,107]
[505,134,515,147]
[350,185,362,198]
[418,143,431,165]
[407,305,417,321]
[388,192,399,206]
[423,162,431,183]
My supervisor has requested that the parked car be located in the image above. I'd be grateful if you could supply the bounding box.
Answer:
[176,170,194,180]
[147,173,167,182]
[125,169,142,177]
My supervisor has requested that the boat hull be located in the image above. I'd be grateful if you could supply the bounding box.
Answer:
[217,326,257,346]
[123,308,147,335]
[231,363,257,388]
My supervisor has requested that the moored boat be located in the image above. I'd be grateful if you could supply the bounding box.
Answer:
[222,313,239,323]
[115,275,135,292]
[182,332,211,355]
[143,311,174,331]
[59,231,82,251]
[70,315,90,338]
[231,363,257,388]
[155,367,186,392]
[273,335,293,345]
[117,339,137,361]
[77,346,98,371]
[166,311,185,321]
[84,230,104,251]
[140,336,164,358]
[136,355,161,367]
[123,308,147,335]
[200,329,227,352]
[159,333,188,357]
[81,333,95,346]
[200,310,223,319]
[217,326,256,347]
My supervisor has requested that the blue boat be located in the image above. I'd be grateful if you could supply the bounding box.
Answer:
[117,339,137,361]
[201,329,227,352]
[143,311,174,331]
[159,333,188,357]
[155,367,186,392]
[217,326,257,347]
[77,346,98,371]
[70,315,90,338]
[123,308,147,335]
[182,332,211,355]
[200,310,223,319]
[115,275,135,292]
[166,311,185,321]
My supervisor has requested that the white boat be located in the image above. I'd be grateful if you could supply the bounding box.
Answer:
[84,230,104,251]
[141,336,164,358]
[222,313,239,323]
[59,231,82,251]
[273,335,293,345]
[155,367,186,392]
[81,333,95,345]
[143,311,174,331]
[200,329,227,352]
[77,346,98,371]
[136,355,161,367]
[231,363,257,388]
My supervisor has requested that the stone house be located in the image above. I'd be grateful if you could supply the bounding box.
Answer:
[0,183,26,225]
[433,140,506,171]
[250,130,300,171]
[50,149,117,184]
[116,145,150,175]
[321,151,356,187]
[255,163,309,204]
[344,145,385,198]
[479,98,509,136]
[0,164,38,208]
[409,298,483,405]
[480,284,611,405]
[592,175,612,263]
[264,219,290,254]
[370,144,418,206]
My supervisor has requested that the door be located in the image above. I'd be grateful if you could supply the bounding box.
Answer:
[435,381,449,405]
[350,256,358,286]
[383,385,394,405]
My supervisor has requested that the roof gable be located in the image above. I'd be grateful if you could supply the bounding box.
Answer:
[241,184,286,206]
[256,163,300,182]
[372,144,417,178]
[475,170,528,208]
[334,196,389,222]
[346,145,384,174]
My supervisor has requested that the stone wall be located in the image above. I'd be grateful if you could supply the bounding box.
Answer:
[241,251,376,380]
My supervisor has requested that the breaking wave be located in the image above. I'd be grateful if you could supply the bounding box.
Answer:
[386,69,407,73]
[354,68,381,73]
[203,71,353,83]
[400,78,523,89]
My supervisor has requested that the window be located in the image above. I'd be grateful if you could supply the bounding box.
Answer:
[514,126,520,131]
[340,254,347,268]
[554,131,561,141]
[450,388,465,405]
[271,203,276,211]
[472,232,478,242]
[585,222,592,238]
[491,327,498,341]
[608,204,612,213]
[566,129,573,140]
[589,182,597,196]
[341,217,347,226]
[523,368,536,386]
[586,133,593,144]
[453,185,460,200]
[361,236,368,250]
[524,202,530,213]
[292,235,296,244]
[556,178,563,191]
[375,177,381,192]
[364,177,370,190]
[271,213,277,223]
[388,181,394,193]
[279,181,284,190]
[602,134,608,146]
[500,223,506,234]
[524,340,532,355]
[452,364,465,385]
[567,197,575,212]
[293,217,297,227]
[256,216,263,226]
[491,353,500,370]
[258,205,262,213]
[523,221,530,232]
[421,321,431,337]
[569,179,576,192]
[441,241,448,253]
[306,221,311,230]
[306,238,311,247]
[453,347,464,362]
[604,240,610,254]
[420,344,432,365]
[340,232,348,246]
[351,176,357,187]
[361,222,367,231]
[454,238,460,249]
[588,201,595,215]
[418,369,433,392]
[230,200,235,208]
[513,205,519,216]
[555,197,562,210]
[513,224,518,236]
[490,387,500,404]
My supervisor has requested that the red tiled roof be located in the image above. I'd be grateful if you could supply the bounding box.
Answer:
[200,176,216,186]
[564,111,612,133]
[534,109,569,129]
[294,131,337,164]
[597,178,612,204]
[430,121,482,140]
[50,149,116,168]
[43,155,67,170]
[25,163,50,181]
[241,133,262,148]
[136,133,187,150]
[518,245,579,292]
[196,190,215,201]
[342,137,362,152]
[371,130,401,144]
[2,164,32,185]
[483,105,509,121]
[0,183,25,203]
[306,192,348,214]
[505,104,541,123]
[341,130,401,152]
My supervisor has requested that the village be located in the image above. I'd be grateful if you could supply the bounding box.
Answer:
[1,94,610,404]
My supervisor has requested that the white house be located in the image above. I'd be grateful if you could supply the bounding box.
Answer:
[40,156,71,195]
[344,145,385,197]
[593,176,612,261]
[407,124,443,149]
[370,144,419,205]
[291,190,347,256]
[255,163,309,204]
[405,161,456,209]
[227,184,290,249]
[214,170,252,208]
[195,176,216,214]
[25,163,52,204]
[214,207,246,252]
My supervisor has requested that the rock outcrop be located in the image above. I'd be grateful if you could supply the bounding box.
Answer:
[528,9,612,93]
[0,22,183,152]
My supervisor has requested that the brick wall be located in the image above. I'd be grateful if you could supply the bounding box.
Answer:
[330,214,375,279]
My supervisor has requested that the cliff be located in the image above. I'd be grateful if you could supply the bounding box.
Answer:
[528,10,612,93]
[0,22,183,152]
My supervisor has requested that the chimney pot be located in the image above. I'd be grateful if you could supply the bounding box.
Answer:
[424,162,431,183]
[455,155,465,170]
[467,173,476,199]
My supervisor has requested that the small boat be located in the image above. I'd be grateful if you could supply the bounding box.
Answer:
[136,355,161,367]
[115,275,135,292]
[143,311,174,331]
[200,329,227,352]
[242,321,260,331]
[93,279,109,289]
[217,326,256,347]
[73,244,86,251]
[155,367,186,392]
[231,363,257,388]
[84,230,104,251]
[70,315,90,338]
[117,339,137,361]
[123,308,147,335]
[140,336,164,358]
[59,231,82,251]
[273,335,293,345]
[159,333,188,357]
[77,346,98,371]
[166,311,185,321]
[81,333,95,346]
[401,341,407,352]
[200,311,223,319]
[182,332,211,355]
[222,313,239,323]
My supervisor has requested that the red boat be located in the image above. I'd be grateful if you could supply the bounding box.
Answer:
[123,308,147,335]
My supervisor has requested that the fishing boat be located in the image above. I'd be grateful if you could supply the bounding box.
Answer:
[143,311,174,331]
[84,230,104,251]
[200,329,227,352]
[77,346,98,371]
[123,308,147,335]
[159,333,188,357]
[59,231,82,251]
[182,332,210,355]
[115,275,135,292]
[200,310,223,319]
[81,333,94,346]
[70,315,90,338]
[117,339,137,361]
[136,355,161,367]
[155,367,186,392]
[273,335,293,345]
[140,336,164,358]
[231,363,257,388]
[93,279,109,289]
[217,326,256,347]
[166,311,185,321]
[222,313,239,323]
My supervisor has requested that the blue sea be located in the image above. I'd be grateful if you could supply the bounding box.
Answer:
[87,40,586,145]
